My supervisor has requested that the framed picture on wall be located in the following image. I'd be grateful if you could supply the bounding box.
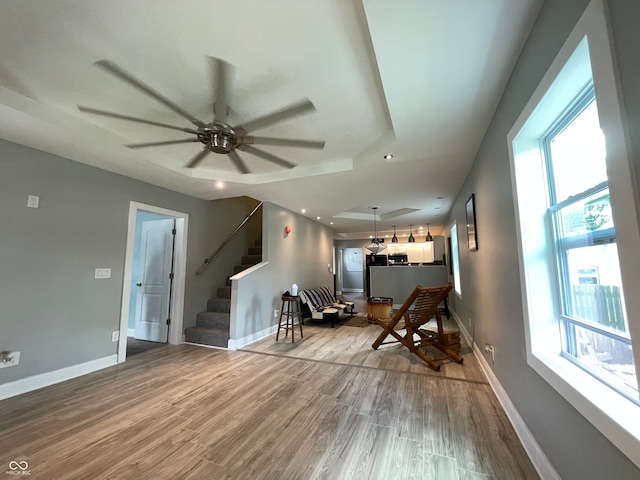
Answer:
[466,194,478,251]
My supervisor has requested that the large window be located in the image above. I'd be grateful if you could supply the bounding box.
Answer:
[543,88,636,400]
[508,0,640,467]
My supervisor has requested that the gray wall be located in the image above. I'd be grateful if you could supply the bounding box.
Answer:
[0,138,259,384]
[229,202,334,343]
[446,0,640,478]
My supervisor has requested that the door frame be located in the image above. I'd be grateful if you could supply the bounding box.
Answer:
[117,201,189,363]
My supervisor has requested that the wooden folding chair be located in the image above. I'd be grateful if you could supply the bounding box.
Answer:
[371,283,463,371]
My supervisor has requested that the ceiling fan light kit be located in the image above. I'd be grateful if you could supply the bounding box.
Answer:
[78,57,325,174]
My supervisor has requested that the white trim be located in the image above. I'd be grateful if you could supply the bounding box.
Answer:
[450,309,559,480]
[127,328,135,337]
[117,201,189,363]
[0,355,117,401]
[227,324,278,350]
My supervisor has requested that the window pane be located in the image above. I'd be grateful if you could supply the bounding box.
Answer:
[565,242,627,333]
[550,101,607,203]
[565,322,638,394]
[555,189,613,239]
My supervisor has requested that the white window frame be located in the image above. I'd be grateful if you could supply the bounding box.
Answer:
[450,222,461,296]
[508,0,640,468]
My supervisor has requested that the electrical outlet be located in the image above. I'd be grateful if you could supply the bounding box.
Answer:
[112,331,119,342]
[95,268,111,279]
[274,309,280,318]
[0,351,20,368]
[27,195,40,208]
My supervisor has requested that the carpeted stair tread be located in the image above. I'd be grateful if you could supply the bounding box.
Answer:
[196,311,230,329]
[186,236,262,350]
[184,326,229,348]
[207,297,231,313]
[217,286,232,298]
[241,254,262,265]
[233,264,255,274]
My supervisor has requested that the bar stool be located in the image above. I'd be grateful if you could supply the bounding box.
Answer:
[276,295,303,342]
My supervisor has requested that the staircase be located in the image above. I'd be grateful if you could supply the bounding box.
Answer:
[185,240,262,348]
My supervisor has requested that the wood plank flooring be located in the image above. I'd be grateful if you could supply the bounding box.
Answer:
[0,343,539,479]
[242,314,485,383]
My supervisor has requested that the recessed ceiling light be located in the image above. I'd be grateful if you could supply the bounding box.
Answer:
[330,221,334,225]
[301,209,306,213]
[215,181,225,188]
[316,216,321,220]
[383,154,394,160]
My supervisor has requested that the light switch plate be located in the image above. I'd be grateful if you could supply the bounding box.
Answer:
[27,195,39,208]
[112,331,119,342]
[95,268,111,279]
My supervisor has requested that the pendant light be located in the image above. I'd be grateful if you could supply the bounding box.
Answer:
[392,226,398,243]
[425,223,433,243]
[408,224,415,242]
[365,207,386,254]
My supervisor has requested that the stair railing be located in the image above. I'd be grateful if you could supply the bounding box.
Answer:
[195,202,263,276]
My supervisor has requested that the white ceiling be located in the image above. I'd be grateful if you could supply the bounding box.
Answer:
[0,0,541,239]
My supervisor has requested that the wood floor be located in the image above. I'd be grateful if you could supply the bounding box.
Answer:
[242,315,485,383]
[0,336,539,479]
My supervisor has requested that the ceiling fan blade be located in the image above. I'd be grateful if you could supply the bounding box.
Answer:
[95,59,206,128]
[207,56,231,122]
[228,150,251,174]
[185,148,212,168]
[126,138,200,149]
[234,99,316,133]
[242,145,296,169]
[78,106,201,134]
[242,136,325,150]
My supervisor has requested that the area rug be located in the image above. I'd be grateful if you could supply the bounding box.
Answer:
[342,312,372,328]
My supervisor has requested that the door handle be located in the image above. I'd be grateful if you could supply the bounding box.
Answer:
[136,283,142,287]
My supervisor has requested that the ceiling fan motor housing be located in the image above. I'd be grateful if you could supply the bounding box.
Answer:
[198,123,237,154]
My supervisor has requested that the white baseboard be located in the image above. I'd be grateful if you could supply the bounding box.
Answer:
[0,354,118,401]
[450,309,559,480]
[227,324,278,350]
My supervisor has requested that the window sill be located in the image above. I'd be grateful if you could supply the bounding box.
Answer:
[529,350,640,467]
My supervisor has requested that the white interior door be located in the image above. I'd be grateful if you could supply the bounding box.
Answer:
[134,219,175,342]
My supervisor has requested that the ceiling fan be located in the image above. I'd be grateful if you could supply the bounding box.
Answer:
[78,57,325,174]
